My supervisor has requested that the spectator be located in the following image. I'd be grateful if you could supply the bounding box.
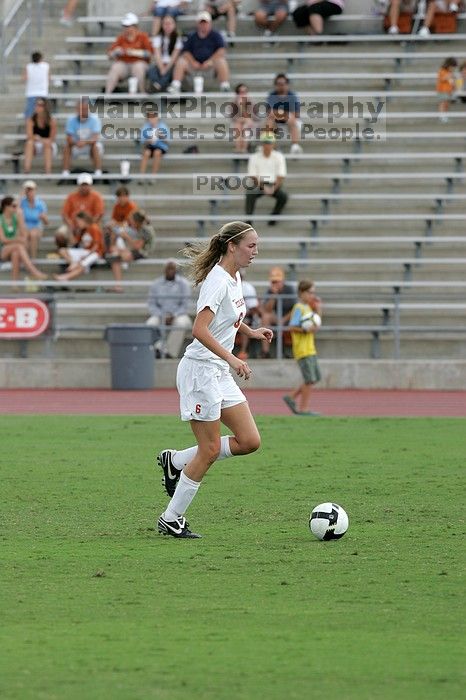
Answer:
[62,173,105,236]
[0,196,47,282]
[54,212,105,282]
[259,265,295,358]
[437,57,458,122]
[266,73,303,154]
[149,0,191,36]
[204,0,240,39]
[237,273,261,359]
[110,186,138,227]
[23,51,50,119]
[292,0,345,35]
[146,260,192,357]
[62,99,103,178]
[147,15,183,92]
[19,181,49,259]
[60,0,79,26]
[24,98,57,174]
[231,83,258,153]
[458,61,466,103]
[283,279,322,415]
[140,108,170,174]
[167,11,231,94]
[107,210,155,291]
[254,0,289,40]
[105,13,153,95]
[245,131,288,225]
[385,0,416,34]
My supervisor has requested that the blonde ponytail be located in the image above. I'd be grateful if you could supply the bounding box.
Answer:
[181,220,254,286]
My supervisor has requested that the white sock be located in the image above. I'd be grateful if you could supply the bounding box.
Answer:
[163,471,200,521]
[171,436,232,470]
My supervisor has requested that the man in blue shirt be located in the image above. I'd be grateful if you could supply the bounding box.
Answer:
[168,11,230,94]
[62,99,104,177]
[266,73,303,155]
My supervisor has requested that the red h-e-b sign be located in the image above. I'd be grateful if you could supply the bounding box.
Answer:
[0,298,50,339]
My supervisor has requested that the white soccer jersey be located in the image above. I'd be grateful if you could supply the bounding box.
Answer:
[184,264,246,369]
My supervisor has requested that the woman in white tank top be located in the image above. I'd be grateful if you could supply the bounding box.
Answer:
[23,51,50,119]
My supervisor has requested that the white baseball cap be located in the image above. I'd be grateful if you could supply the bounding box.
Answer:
[197,10,212,22]
[77,172,93,185]
[24,180,37,189]
[121,12,139,26]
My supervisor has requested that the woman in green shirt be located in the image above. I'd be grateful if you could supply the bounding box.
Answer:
[0,196,47,282]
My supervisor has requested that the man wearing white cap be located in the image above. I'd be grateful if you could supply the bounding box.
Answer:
[62,173,105,237]
[168,11,230,94]
[105,13,153,94]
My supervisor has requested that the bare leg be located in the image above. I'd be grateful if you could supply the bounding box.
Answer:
[27,228,42,258]
[212,56,229,83]
[220,401,261,455]
[62,142,72,172]
[184,419,222,482]
[254,9,269,29]
[151,149,162,174]
[43,142,53,174]
[140,149,150,174]
[269,9,287,32]
[90,143,102,171]
[389,0,401,28]
[151,16,161,35]
[24,139,34,173]
[308,13,324,35]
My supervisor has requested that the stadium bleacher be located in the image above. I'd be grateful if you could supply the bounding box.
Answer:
[1,0,466,364]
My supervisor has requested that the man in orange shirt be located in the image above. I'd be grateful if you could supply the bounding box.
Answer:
[62,173,105,235]
[105,13,153,94]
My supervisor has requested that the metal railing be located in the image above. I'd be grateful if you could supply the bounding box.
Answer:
[0,0,44,93]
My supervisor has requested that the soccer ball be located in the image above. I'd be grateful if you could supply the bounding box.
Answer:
[301,311,322,331]
[309,503,349,540]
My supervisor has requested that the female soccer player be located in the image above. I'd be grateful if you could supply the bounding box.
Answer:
[157,220,273,539]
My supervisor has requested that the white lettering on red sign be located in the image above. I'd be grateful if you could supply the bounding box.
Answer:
[0,299,50,338]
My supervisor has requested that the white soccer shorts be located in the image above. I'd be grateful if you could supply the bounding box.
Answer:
[176,356,246,422]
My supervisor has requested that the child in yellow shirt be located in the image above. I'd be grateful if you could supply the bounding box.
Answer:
[283,279,322,416]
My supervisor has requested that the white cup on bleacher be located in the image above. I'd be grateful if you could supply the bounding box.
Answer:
[128,76,138,94]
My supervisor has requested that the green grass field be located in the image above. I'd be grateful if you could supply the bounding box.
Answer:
[1,415,465,700]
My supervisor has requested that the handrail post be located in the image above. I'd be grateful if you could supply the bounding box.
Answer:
[393,287,401,360]
[276,295,283,360]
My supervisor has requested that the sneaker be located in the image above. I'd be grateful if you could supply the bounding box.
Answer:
[283,395,299,414]
[290,143,303,155]
[59,14,73,27]
[157,449,181,496]
[418,25,430,37]
[449,2,458,11]
[298,410,321,416]
[94,169,102,177]
[167,81,180,95]
[158,514,201,539]
[388,25,399,34]
[220,81,231,93]
[61,169,70,177]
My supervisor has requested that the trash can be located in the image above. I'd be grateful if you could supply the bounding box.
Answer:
[104,324,159,390]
